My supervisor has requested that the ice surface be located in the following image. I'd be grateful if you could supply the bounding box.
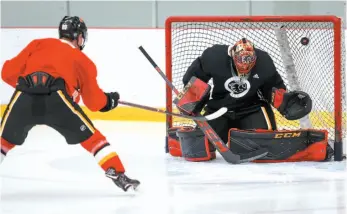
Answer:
[0,121,346,214]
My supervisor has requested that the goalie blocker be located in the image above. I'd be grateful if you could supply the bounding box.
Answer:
[173,76,211,115]
[168,127,332,162]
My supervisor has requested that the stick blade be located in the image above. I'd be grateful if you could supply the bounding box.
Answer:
[205,107,228,120]
[239,148,269,163]
[219,150,241,164]
[219,148,268,164]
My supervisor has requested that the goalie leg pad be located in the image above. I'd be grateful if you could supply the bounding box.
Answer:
[168,127,183,157]
[174,76,211,115]
[228,128,328,162]
[176,127,216,162]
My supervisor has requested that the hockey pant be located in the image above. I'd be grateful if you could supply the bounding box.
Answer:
[206,102,276,144]
[0,73,125,173]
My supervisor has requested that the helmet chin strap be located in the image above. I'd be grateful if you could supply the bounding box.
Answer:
[78,37,85,50]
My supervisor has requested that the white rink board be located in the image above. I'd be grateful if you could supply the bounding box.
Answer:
[1,28,346,109]
[0,29,166,106]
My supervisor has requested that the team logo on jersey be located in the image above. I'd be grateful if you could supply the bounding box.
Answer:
[224,76,250,98]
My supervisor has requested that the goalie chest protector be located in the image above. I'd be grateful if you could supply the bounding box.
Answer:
[174,127,216,162]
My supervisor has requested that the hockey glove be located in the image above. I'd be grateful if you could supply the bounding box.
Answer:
[99,92,119,112]
[271,88,312,120]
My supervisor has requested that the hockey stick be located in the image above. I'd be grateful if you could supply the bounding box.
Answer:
[118,100,227,121]
[138,46,268,164]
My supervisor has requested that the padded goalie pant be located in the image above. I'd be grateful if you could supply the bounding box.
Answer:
[1,74,125,172]
[205,101,277,145]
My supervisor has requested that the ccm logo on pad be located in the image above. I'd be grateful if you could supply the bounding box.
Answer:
[274,132,301,138]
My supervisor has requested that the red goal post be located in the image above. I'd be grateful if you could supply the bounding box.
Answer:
[164,15,346,161]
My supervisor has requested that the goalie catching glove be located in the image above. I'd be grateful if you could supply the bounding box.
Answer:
[271,88,312,120]
[174,76,211,115]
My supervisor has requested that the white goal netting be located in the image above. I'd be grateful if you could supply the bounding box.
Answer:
[166,16,346,159]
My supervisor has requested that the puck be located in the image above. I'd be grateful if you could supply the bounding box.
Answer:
[300,37,309,46]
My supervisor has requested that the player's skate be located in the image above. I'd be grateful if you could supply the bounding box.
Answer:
[105,167,140,192]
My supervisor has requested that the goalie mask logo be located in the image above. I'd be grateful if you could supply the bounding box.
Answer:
[224,76,250,98]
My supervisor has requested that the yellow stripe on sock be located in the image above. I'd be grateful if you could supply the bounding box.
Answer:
[99,152,118,166]
[98,152,118,166]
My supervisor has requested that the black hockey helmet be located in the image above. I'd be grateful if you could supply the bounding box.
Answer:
[58,16,88,50]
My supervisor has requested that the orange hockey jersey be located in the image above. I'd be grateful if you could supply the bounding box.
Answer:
[1,38,107,112]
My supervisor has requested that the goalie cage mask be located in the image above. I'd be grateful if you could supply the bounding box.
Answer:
[230,38,257,76]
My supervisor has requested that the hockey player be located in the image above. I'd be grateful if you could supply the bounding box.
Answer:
[182,38,290,142]
[169,38,331,162]
[0,16,140,192]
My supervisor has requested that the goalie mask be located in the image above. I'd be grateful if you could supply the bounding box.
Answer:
[230,38,257,76]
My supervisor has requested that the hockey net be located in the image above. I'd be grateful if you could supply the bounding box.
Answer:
[165,16,346,160]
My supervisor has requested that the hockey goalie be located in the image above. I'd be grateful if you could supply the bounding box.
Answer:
[167,38,333,163]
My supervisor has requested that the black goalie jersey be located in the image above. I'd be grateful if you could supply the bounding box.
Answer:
[182,44,287,112]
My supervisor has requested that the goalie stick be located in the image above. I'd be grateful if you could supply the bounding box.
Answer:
[138,46,269,164]
[119,100,228,121]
